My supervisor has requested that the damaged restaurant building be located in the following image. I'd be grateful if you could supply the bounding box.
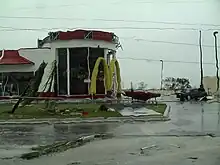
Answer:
[0,30,122,99]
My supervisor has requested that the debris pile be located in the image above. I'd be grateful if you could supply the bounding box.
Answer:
[21,133,114,160]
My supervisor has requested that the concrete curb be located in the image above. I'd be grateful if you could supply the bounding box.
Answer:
[0,116,169,125]
[163,105,171,118]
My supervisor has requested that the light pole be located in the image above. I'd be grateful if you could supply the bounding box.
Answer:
[213,31,220,127]
[199,30,204,90]
[160,60,164,90]
[213,31,219,92]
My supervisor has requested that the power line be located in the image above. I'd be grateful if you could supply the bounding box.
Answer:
[0,26,218,48]
[120,37,220,48]
[118,57,217,65]
[8,1,214,10]
[0,26,52,32]
[1,25,219,32]
[0,16,220,27]
[0,25,218,48]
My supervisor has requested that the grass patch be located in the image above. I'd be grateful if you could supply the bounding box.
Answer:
[0,103,122,120]
[145,104,167,114]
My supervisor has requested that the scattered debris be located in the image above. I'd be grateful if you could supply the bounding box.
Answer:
[99,104,108,111]
[78,135,95,142]
[108,108,116,112]
[207,133,216,137]
[65,109,70,113]
[140,145,157,151]
[20,151,40,160]
[140,145,157,154]
[188,156,198,160]
[70,112,82,116]
[67,161,81,165]
[169,144,180,148]
[21,133,113,160]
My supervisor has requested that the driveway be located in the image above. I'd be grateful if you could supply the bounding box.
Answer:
[113,101,220,136]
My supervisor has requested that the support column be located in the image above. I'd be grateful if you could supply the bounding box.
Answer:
[104,49,109,64]
[87,47,91,94]
[55,48,59,96]
[104,49,109,95]
[67,48,70,96]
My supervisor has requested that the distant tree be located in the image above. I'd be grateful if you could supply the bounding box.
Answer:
[163,77,191,90]
[137,82,148,90]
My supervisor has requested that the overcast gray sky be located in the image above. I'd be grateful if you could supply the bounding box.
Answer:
[0,0,220,88]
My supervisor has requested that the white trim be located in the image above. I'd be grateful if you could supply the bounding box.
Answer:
[67,48,70,96]
[51,40,116,50]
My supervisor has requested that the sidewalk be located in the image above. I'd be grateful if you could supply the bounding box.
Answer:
[0,115,170,125]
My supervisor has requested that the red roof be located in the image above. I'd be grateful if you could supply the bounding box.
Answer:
[57,30,114,42]
[0,50,34,65]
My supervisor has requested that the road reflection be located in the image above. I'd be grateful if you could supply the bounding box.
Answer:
[0,123,120,146]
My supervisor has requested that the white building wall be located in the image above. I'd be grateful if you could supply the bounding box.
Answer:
[0,48,52,73]
[19,48,52,71]
[203,76,218,94]
[51,39,116,50]
[42,43,51,48]
[19,48,55,92]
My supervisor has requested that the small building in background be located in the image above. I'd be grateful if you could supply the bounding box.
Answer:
[0,29,122,99]
[203,76,218,95]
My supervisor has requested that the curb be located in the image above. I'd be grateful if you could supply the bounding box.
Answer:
[163,105,171,118]
[0,116,169,125]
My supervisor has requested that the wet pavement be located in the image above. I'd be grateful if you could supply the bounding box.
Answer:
[113,101,220,137]
[1,99,220,164]
[0,123,120,146]
[7,136,220,165]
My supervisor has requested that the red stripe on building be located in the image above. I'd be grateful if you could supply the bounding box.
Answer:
[58,30,113,42]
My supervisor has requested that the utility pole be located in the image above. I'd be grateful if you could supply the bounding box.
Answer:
[199,30,204,90]
[160,60,164,90]
[213,31,219,92]
[213,31,220,128]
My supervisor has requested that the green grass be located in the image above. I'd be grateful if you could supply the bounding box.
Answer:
[0,103,122,120]
[145,103,167,115]
[0,102,167,119]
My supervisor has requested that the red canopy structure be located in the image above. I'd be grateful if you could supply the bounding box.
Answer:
[58,30,114,42]
[0,50,34,65]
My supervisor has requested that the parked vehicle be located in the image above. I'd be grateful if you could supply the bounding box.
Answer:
[175,88,207,101]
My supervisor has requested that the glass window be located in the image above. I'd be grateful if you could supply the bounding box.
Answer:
[69,48,88,95]
[58,48,67,95]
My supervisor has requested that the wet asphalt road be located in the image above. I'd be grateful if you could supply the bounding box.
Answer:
[1,98,220,164]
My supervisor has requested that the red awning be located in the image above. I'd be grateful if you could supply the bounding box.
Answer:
[0,50,34,65]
